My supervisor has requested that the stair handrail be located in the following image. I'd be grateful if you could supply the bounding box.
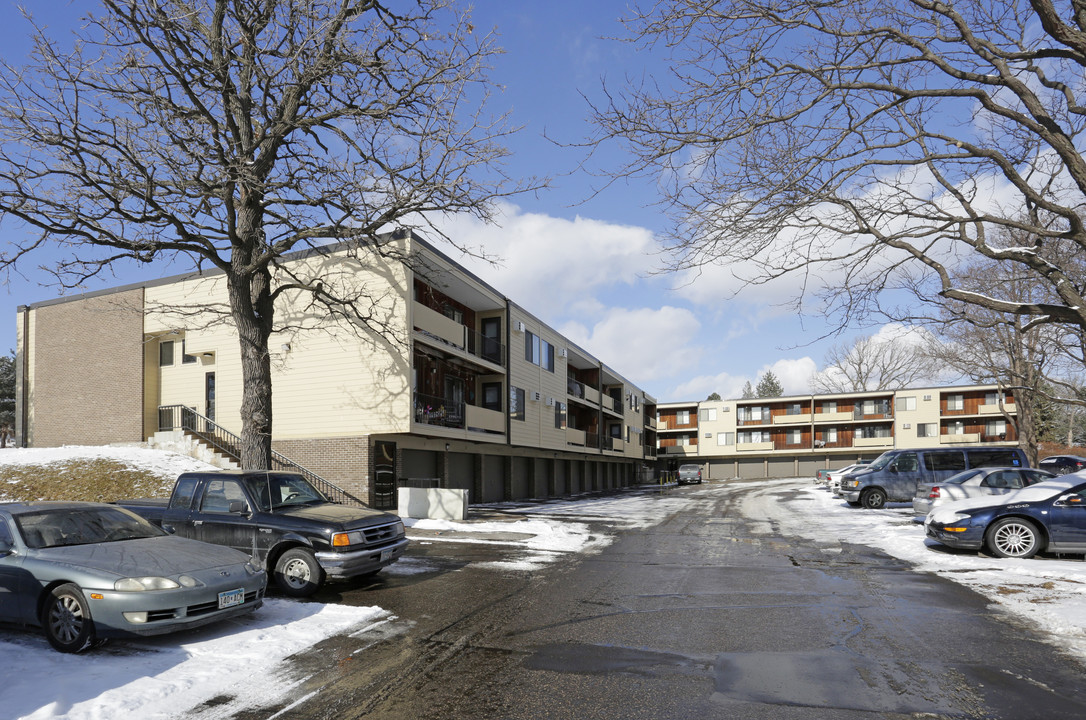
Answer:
[157,404,367,507]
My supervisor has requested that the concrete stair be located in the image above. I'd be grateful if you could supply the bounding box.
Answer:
[146,430,240,470]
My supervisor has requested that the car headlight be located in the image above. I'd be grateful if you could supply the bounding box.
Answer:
[114,576,181,592]
[946,512,973,523]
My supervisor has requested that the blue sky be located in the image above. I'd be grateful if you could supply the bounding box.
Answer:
[0,0,874,402]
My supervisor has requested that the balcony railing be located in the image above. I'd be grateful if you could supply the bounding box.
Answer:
[414,391,465,429]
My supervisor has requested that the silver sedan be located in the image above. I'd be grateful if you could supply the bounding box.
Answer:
[912,467,1054,518]
[0,501,266,652]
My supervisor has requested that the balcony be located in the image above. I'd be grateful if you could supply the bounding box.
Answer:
[773,413,812,424]
[602,437,624,453]
[942,433,981,444]
[414,302,466,348]
[978,403,1014,415]
[814,411,853,423]
[465,405,505,434]
[855,436,893,447]
[736,441,774,452]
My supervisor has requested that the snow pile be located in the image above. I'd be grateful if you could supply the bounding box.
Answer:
[0,445,216,478]
[8,600,388,720]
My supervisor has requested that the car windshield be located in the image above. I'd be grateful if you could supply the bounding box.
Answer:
[943,469,984,485]
[243,473,329,512]
[866,453,894,471]
[15,506,165,549]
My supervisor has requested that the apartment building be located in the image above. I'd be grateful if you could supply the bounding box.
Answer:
[659,385,1017,479]
[16,232,657,507]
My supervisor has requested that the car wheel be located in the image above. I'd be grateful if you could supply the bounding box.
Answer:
[274,548,324,597]
[860,488,886,509]
[42,583,96,653]
[987,517,1041,559]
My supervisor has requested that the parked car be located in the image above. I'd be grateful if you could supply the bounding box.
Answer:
[0,501,266,653]
[118,470,407,597]
[827,463,869,494]
[1039,455,1086,475]
[925,477,1086,558]
[912,467,1055,517]
[676,464,703,485]
[840,446,1028,509]
[815,469,833,486]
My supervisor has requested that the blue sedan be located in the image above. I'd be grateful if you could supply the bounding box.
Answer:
[0,501,266,652]
[925,477,1086,558]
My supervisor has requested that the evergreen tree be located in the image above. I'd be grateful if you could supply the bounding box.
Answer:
[0,350,14,447]
[740,381,755,399]
[706,392,722,401]
[756,372,784,398]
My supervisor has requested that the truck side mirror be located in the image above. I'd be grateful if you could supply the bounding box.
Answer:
[228,500,250,515]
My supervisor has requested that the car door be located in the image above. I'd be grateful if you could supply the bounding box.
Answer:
[192,479,258,556]
[0,517,23,621]
[1043,486,1086,551]
[885,452,923,501]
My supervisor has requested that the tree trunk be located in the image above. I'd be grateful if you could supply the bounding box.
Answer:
[1012,394,1039,467]
[227,265,275,470]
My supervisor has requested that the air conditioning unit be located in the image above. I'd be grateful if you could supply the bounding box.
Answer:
[515,321,527,332]
[558,348,568,358]
[546,397,556,407]
[531,391,542,401]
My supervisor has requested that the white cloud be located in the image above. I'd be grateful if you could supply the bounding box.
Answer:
[430,202,658,318]
[559,306,701,389]
[670,356,818,401]
[760,357,819,395]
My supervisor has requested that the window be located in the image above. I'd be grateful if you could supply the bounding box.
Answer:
[510,386,525,421]
[737,406,765,422]
[786,403,802,415]
[986,419,1007,436]
[917,423,938,437]
[676,410,690,425]
[718,432,734,446]
[947,394,964,411]
[948,420,966,434]
[787,429,801,445]
[985,391,1000,405]
[857,425,891,439]
[821,401,837,414]
[525,331,540,365]
[541,340,555,372]
[896,396,916,411]
[482,382,502,412]
[819,427,837,444]
[968,449,1022,468]
[181,339,197,364]
[555,402,567,429]
[738,430,764,444]
[925,451,966,472]
[159,340,174,366]
[700,408,717,422]
[169,476,201,510]
[200,480,249,513]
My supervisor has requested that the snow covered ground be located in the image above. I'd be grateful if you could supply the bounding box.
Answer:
[3,447,1085,717]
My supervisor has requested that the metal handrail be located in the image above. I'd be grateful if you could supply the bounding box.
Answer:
[157,405,366,507]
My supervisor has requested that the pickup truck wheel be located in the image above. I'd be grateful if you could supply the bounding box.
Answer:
[860,488,887,509]
[274,548,324,597]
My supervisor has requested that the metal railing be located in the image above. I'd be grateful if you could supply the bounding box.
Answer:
[157,405,366,506]
[413,391,465,429]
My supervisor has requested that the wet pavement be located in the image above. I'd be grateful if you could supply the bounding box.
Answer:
[230,480,1086,719]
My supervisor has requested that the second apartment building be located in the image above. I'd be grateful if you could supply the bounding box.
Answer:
[659,386,1017,479]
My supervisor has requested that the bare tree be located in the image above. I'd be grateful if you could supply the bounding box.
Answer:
[0,1,534,468]
[811,330,945,393]
[919,258,1077,465]
[592,1,1086,341]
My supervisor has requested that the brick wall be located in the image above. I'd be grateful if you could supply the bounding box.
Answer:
[31,289,145,447]
[272,436,372,502]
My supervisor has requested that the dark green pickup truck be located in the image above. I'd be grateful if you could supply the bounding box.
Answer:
[119,470,407,596]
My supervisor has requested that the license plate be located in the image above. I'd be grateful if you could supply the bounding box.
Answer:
[218,588,245,609]
[380,549,393,563]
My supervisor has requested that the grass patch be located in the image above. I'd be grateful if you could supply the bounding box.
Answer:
[0,458,175,503]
